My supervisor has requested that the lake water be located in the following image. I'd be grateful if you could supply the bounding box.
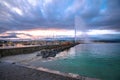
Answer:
[29,43,120,80]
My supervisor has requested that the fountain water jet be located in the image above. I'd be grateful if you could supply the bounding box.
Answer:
[74,16,91,43]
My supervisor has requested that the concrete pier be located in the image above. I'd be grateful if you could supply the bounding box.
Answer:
[0,62,99,80]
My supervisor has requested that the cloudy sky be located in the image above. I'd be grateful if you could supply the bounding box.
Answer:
[0,0,120,39]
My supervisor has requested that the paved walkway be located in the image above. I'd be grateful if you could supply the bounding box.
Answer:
[0,62,80,80]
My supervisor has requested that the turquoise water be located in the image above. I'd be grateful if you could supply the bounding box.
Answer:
[30,43,120,80]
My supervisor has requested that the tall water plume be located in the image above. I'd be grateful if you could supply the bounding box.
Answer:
[74,16,91,43]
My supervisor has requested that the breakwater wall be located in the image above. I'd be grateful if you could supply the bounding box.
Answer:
[0,43,79,58]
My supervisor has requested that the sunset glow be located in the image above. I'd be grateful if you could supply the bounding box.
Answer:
[87,30,119,35]
[1,29,75,39]
[1,29,119,40]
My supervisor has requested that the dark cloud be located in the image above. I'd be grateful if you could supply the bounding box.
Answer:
[0,0,120,33]
[86,0,120,30]
[0,33,17,38]
[0,32,33,39]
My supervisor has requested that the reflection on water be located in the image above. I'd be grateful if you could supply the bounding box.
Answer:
[29,43,120,80]
[56,47,76,59]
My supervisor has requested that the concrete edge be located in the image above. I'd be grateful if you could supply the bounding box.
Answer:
[17,63,100,80]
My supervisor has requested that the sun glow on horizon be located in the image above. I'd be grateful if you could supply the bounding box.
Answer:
[86,30,119,35]
[0,29,119,40]
[1,29,75,39]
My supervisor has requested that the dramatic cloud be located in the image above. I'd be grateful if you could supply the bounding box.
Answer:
[0,0,120,34]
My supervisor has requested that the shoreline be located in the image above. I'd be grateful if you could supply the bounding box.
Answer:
[0,61,99,80]
[0,43,101,80]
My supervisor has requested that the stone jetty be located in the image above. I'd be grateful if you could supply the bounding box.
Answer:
[0,41,79,58]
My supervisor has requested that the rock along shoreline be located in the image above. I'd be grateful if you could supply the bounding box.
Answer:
[0,42,79,58]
